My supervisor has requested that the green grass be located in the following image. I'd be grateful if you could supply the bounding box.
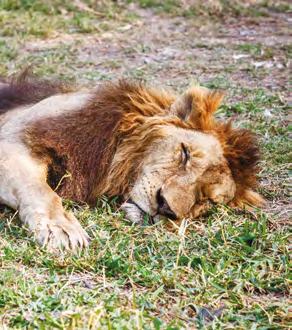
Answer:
[1,204,290,329]
[0,1,290,329]
[0,0,134,38]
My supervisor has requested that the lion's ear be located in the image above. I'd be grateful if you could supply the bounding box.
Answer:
[170,86,224,130]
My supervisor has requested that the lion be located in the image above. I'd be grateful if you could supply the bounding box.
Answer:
[0,71,264,251]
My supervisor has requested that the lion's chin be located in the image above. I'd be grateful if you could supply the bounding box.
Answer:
[121,200,161,225]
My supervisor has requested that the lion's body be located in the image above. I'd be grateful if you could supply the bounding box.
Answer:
[0,72,263,250]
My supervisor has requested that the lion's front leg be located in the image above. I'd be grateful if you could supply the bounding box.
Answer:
[0,146,89,251]
[18,185,90,251]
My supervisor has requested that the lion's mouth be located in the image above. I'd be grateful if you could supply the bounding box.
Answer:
[121,189,181,225]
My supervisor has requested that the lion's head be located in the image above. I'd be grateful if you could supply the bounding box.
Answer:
[102,84,264,224]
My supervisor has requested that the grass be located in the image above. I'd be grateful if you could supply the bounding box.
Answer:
[1,204,290,328]
[0,1,291,329]
[0,0,135,38]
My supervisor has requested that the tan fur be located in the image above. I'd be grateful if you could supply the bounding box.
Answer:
[0,73,263,250]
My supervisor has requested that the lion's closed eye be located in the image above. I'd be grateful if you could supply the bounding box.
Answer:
[180,144,205,169]
[181,143,190,166]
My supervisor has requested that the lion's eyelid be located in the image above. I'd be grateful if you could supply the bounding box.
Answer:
[181,143,190,165]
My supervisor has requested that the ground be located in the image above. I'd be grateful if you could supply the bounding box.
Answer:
[0,1,291,329]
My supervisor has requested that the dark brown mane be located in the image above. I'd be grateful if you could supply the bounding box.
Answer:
[25,80,175,204]
[0,69,73,114]
[217,124,262,205]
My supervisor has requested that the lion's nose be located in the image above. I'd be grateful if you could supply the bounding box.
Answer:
[156,189,177,220]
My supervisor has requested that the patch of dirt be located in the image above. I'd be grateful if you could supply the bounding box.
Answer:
[24,7,290,99]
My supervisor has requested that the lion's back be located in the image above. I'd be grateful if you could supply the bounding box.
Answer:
[0,69,76,115]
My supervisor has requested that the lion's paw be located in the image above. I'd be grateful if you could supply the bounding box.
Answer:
[36,212,90,252]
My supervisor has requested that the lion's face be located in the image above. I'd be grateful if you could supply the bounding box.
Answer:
[126,125,236,222]
[116,85,263,224]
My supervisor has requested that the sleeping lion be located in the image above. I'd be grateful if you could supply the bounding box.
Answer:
[0,71,264,251]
